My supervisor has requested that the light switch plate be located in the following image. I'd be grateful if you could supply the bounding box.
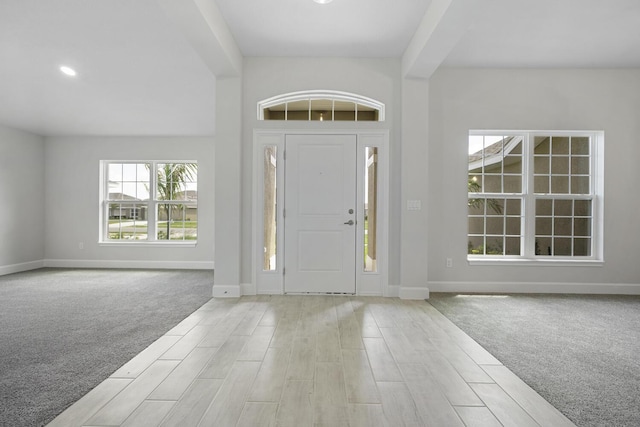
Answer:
[407,200,422,211]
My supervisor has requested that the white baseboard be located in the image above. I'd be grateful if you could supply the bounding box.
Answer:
[0,260,45,276]
[428,281,640,295]
[399,286,430,300]
[385,285,400,297]
[43,259,215,270]
[241,283,256,295]
[212,285,241,298]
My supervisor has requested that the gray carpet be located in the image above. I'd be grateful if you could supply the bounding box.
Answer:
[0,268,213,427]
[428,293,640,427]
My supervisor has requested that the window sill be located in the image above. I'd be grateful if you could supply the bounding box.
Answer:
[99,241,197,248]
[467,257,603,267]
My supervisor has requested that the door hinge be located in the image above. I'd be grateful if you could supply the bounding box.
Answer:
[284,150,286,160]
[283,208,286,218]
[283,267,285,275]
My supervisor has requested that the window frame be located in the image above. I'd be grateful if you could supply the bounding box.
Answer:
[467,130,604,266]
[257,90,385,122]
[99,160,198,246]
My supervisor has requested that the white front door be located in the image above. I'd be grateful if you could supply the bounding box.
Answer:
[284,134,357,293]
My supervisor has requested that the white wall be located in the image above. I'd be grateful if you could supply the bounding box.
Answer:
[428,68,640,292]
[0,125,45,274]
[44,136,215,269]
[241,57,403,288]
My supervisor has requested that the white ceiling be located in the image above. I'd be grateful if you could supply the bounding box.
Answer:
[442,0,640,68]
[0,0,217,136]
[215,0,432,57]
[0,0,639,137]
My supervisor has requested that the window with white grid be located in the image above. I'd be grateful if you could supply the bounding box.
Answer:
[102,161,198,243]
[468,131,603,262]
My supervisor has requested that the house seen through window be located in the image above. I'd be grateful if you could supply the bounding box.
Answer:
[468,131,602,260]
[103,161,197,242]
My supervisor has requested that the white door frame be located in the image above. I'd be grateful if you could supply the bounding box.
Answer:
[252,129,389,296]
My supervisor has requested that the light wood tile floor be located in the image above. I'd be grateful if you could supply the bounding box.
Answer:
[48,295,575,427]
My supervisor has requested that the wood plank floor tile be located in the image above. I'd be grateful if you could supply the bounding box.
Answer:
[349,301,383,338]
[47,378,132,427]
[482,364,576,426]
[379,327,423,364]
[159,325,210,360]
[342,349,380,404]
[195,306,230,327]
[398,363,466,427]
[377,381,424,426]
[269,317,298,348]
[86,360,179,426]
[368,301,397,328]
[286,336,316,380]
[362,337,403,382]
[148,347,217,400]
[111,335,181,379]
[236,402,278,427]
[198,335,248,379]
[247,346,292,402]
[470,383,540,427]
[197,361,261,426]
[347,404,390,427]
[120,400,175,427]
[159,379,224,427]
[338,315,365,349]
[395,321,436,352]
[422,349,485,406]
[54,296,574,427]
[314,362,349,425]
[431,338,494,383]
[295,312,319,337]
[316,328,341,362]
[454,406,503,427]
[164,310,207,336]
[232,309,266,336]
[237,325,275,361]
[276,380,314,427]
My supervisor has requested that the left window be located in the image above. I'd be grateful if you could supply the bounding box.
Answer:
[102,161,198,242]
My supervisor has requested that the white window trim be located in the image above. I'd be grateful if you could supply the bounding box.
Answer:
[99,160,198,247]
[257,90,385,121]
[467,130,604,266]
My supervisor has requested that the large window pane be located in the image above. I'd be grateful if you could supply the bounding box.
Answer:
[535,198,592,256]
[156,203,197,241]
[467,197,521,256]
[107,203,148,240]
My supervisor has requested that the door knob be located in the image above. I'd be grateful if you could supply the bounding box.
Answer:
[344,220,355,225]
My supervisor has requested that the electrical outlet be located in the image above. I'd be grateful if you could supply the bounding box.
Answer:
[446,258,453,268]
[79,242,84,250]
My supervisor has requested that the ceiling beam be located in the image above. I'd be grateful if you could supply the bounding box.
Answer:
[402,0,479,79]
[158,0,242,78]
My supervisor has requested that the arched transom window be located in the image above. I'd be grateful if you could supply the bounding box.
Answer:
[258,90,385,122]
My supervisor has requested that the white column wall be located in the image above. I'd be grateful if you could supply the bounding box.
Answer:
[0,125,45,274]
[213,77,243,297]
[399,78,430,299]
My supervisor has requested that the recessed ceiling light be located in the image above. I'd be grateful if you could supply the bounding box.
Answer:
[60,66,77,77]
[313,0,333,4]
